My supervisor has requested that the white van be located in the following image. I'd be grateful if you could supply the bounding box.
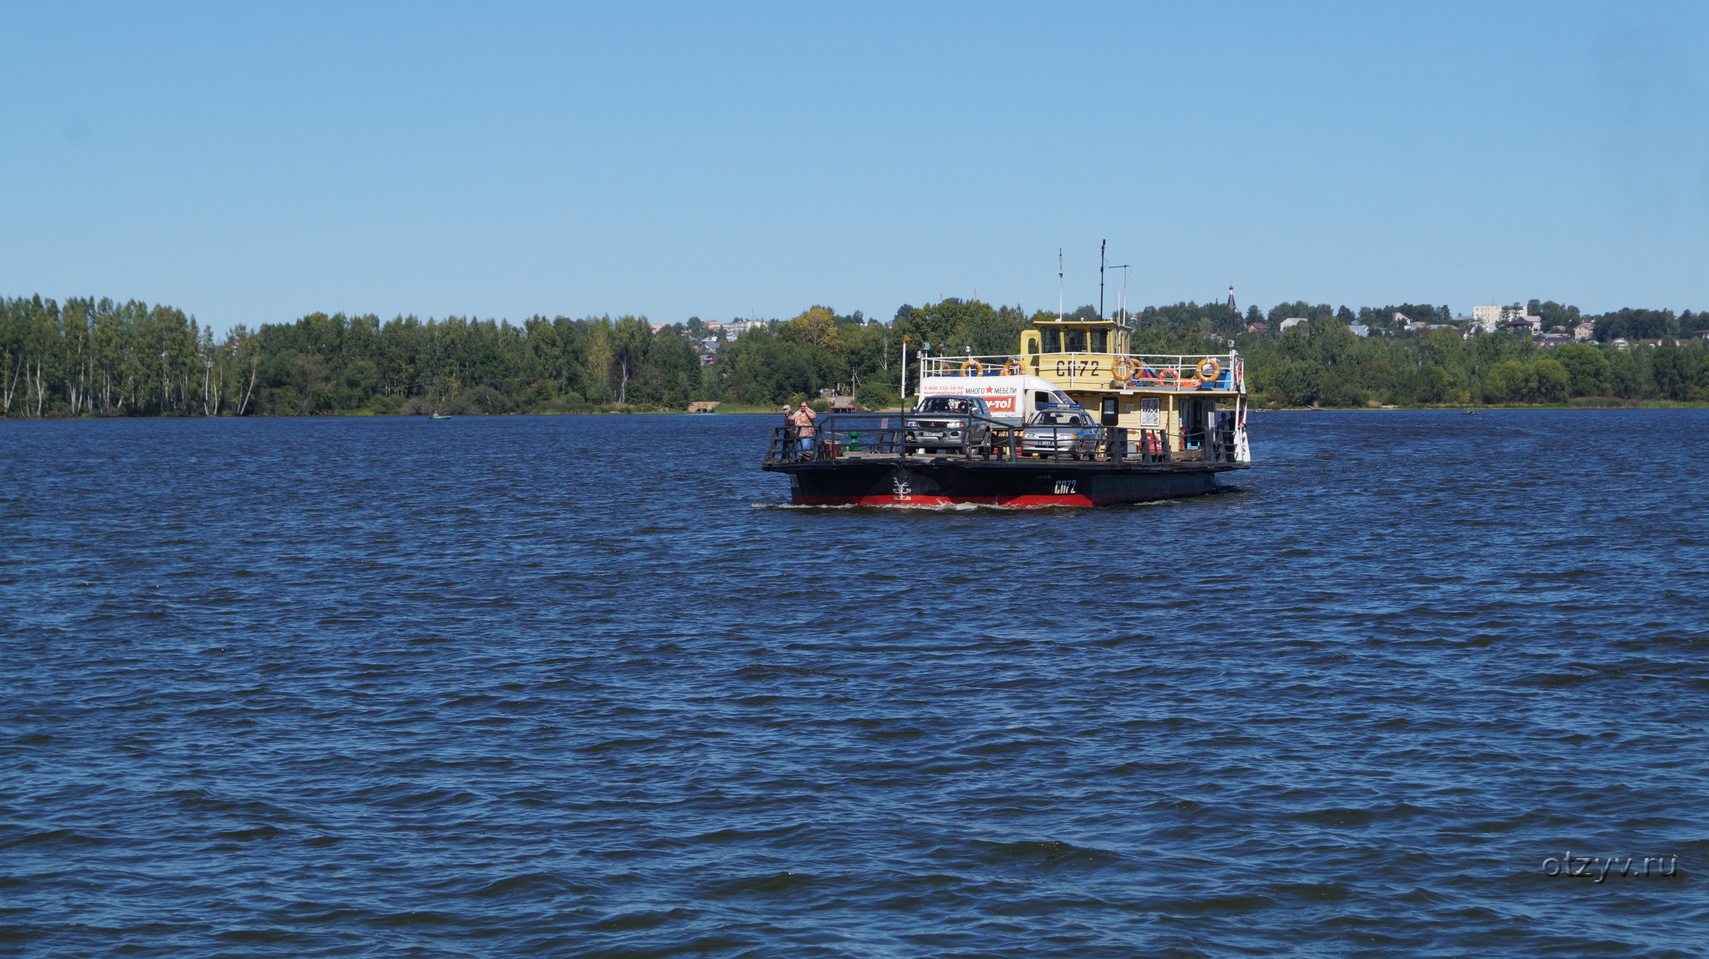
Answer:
[916,374,1077,428]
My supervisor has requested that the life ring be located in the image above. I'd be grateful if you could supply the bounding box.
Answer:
[960,359,984,376]
[1157,368,1178,384]
[1001,359,1024,376]
[1196,358,1222,380]
[1110,358,1137,381]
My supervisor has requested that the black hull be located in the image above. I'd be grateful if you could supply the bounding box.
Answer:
[764,456,1241,507]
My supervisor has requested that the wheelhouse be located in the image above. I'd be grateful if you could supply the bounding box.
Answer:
[914,311,1249,464]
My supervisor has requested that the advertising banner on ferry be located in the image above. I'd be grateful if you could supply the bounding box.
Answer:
[919,377,1020,416]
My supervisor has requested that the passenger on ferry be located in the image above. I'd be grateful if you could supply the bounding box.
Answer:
[789,401,817,459]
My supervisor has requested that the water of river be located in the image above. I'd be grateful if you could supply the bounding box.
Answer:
[3,410,1706,957]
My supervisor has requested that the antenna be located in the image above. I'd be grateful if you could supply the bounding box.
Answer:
[1108,264,1130,320]
[1057,249,1063,322]
[1099,239,1106,319]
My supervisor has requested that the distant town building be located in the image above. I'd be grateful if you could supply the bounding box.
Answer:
[1279,317,1308,333]
[1349,323,1370,338]
[725,319,769,338]
[1473,304,1541,334]
[1471,305,1503,332]
[1573,322,1596,342]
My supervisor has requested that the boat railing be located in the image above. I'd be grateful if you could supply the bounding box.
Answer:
[918,351,1244,392]
[766,414,911,463]
[765,415,1239,466]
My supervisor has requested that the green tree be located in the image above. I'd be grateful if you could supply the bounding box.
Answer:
[611,316,652,405]
[1483,360,1533,403]
[1554,343,1609,396]
[1530,356,1569,402]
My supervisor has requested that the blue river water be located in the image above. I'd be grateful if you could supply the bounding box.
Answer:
[2,409,1707,957]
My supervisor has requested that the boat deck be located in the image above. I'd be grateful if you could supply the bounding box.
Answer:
[764,414,1241,471]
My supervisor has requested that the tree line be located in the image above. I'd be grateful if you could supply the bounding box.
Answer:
[1216,301,1709,406]
[4,293,1708,417]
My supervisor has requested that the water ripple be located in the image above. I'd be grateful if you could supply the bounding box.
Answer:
[2,411,1707,957]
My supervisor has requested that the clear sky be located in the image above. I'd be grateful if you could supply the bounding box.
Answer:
[5,1,1709,334]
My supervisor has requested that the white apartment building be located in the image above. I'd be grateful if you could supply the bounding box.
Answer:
[1472,304,1541,334]
[724,319,771,339]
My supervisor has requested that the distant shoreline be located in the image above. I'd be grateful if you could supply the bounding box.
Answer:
[1255,400,1709,412]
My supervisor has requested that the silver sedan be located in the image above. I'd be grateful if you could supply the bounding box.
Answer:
[1018,408,1101,458]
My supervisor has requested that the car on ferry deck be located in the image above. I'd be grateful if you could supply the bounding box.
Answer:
[904,395,994,454]
[1018,405,1100,458]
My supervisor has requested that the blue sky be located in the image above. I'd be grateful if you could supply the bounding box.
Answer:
[5,1,1708,334]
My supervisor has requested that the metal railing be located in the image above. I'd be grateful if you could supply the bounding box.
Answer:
[918,351,1243,392]
[764,414,1241,467]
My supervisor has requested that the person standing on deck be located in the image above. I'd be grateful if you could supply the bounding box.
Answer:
[788,401,817,460]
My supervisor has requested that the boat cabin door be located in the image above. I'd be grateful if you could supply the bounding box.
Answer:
[1182,398,1213,451]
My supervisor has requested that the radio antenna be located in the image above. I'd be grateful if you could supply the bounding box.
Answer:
[1099,240,1106,319]
[1057,249,1063,322]
[1108,263,1130,320]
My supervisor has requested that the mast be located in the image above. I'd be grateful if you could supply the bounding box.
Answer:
[900,335,908,400]
[1099,239,1106,320]
[1057,249,1063,322]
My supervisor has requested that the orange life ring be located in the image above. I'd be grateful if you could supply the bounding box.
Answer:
[1158,368,1178,384]
[1111,358,1137,381]
[1196,358,1222,380]
[959,359,984,376]
[1001,359,1024,375]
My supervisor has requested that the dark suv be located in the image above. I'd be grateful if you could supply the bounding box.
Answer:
[904,395,993,454]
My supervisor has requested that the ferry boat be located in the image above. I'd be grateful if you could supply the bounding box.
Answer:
[762,308,1251,507]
